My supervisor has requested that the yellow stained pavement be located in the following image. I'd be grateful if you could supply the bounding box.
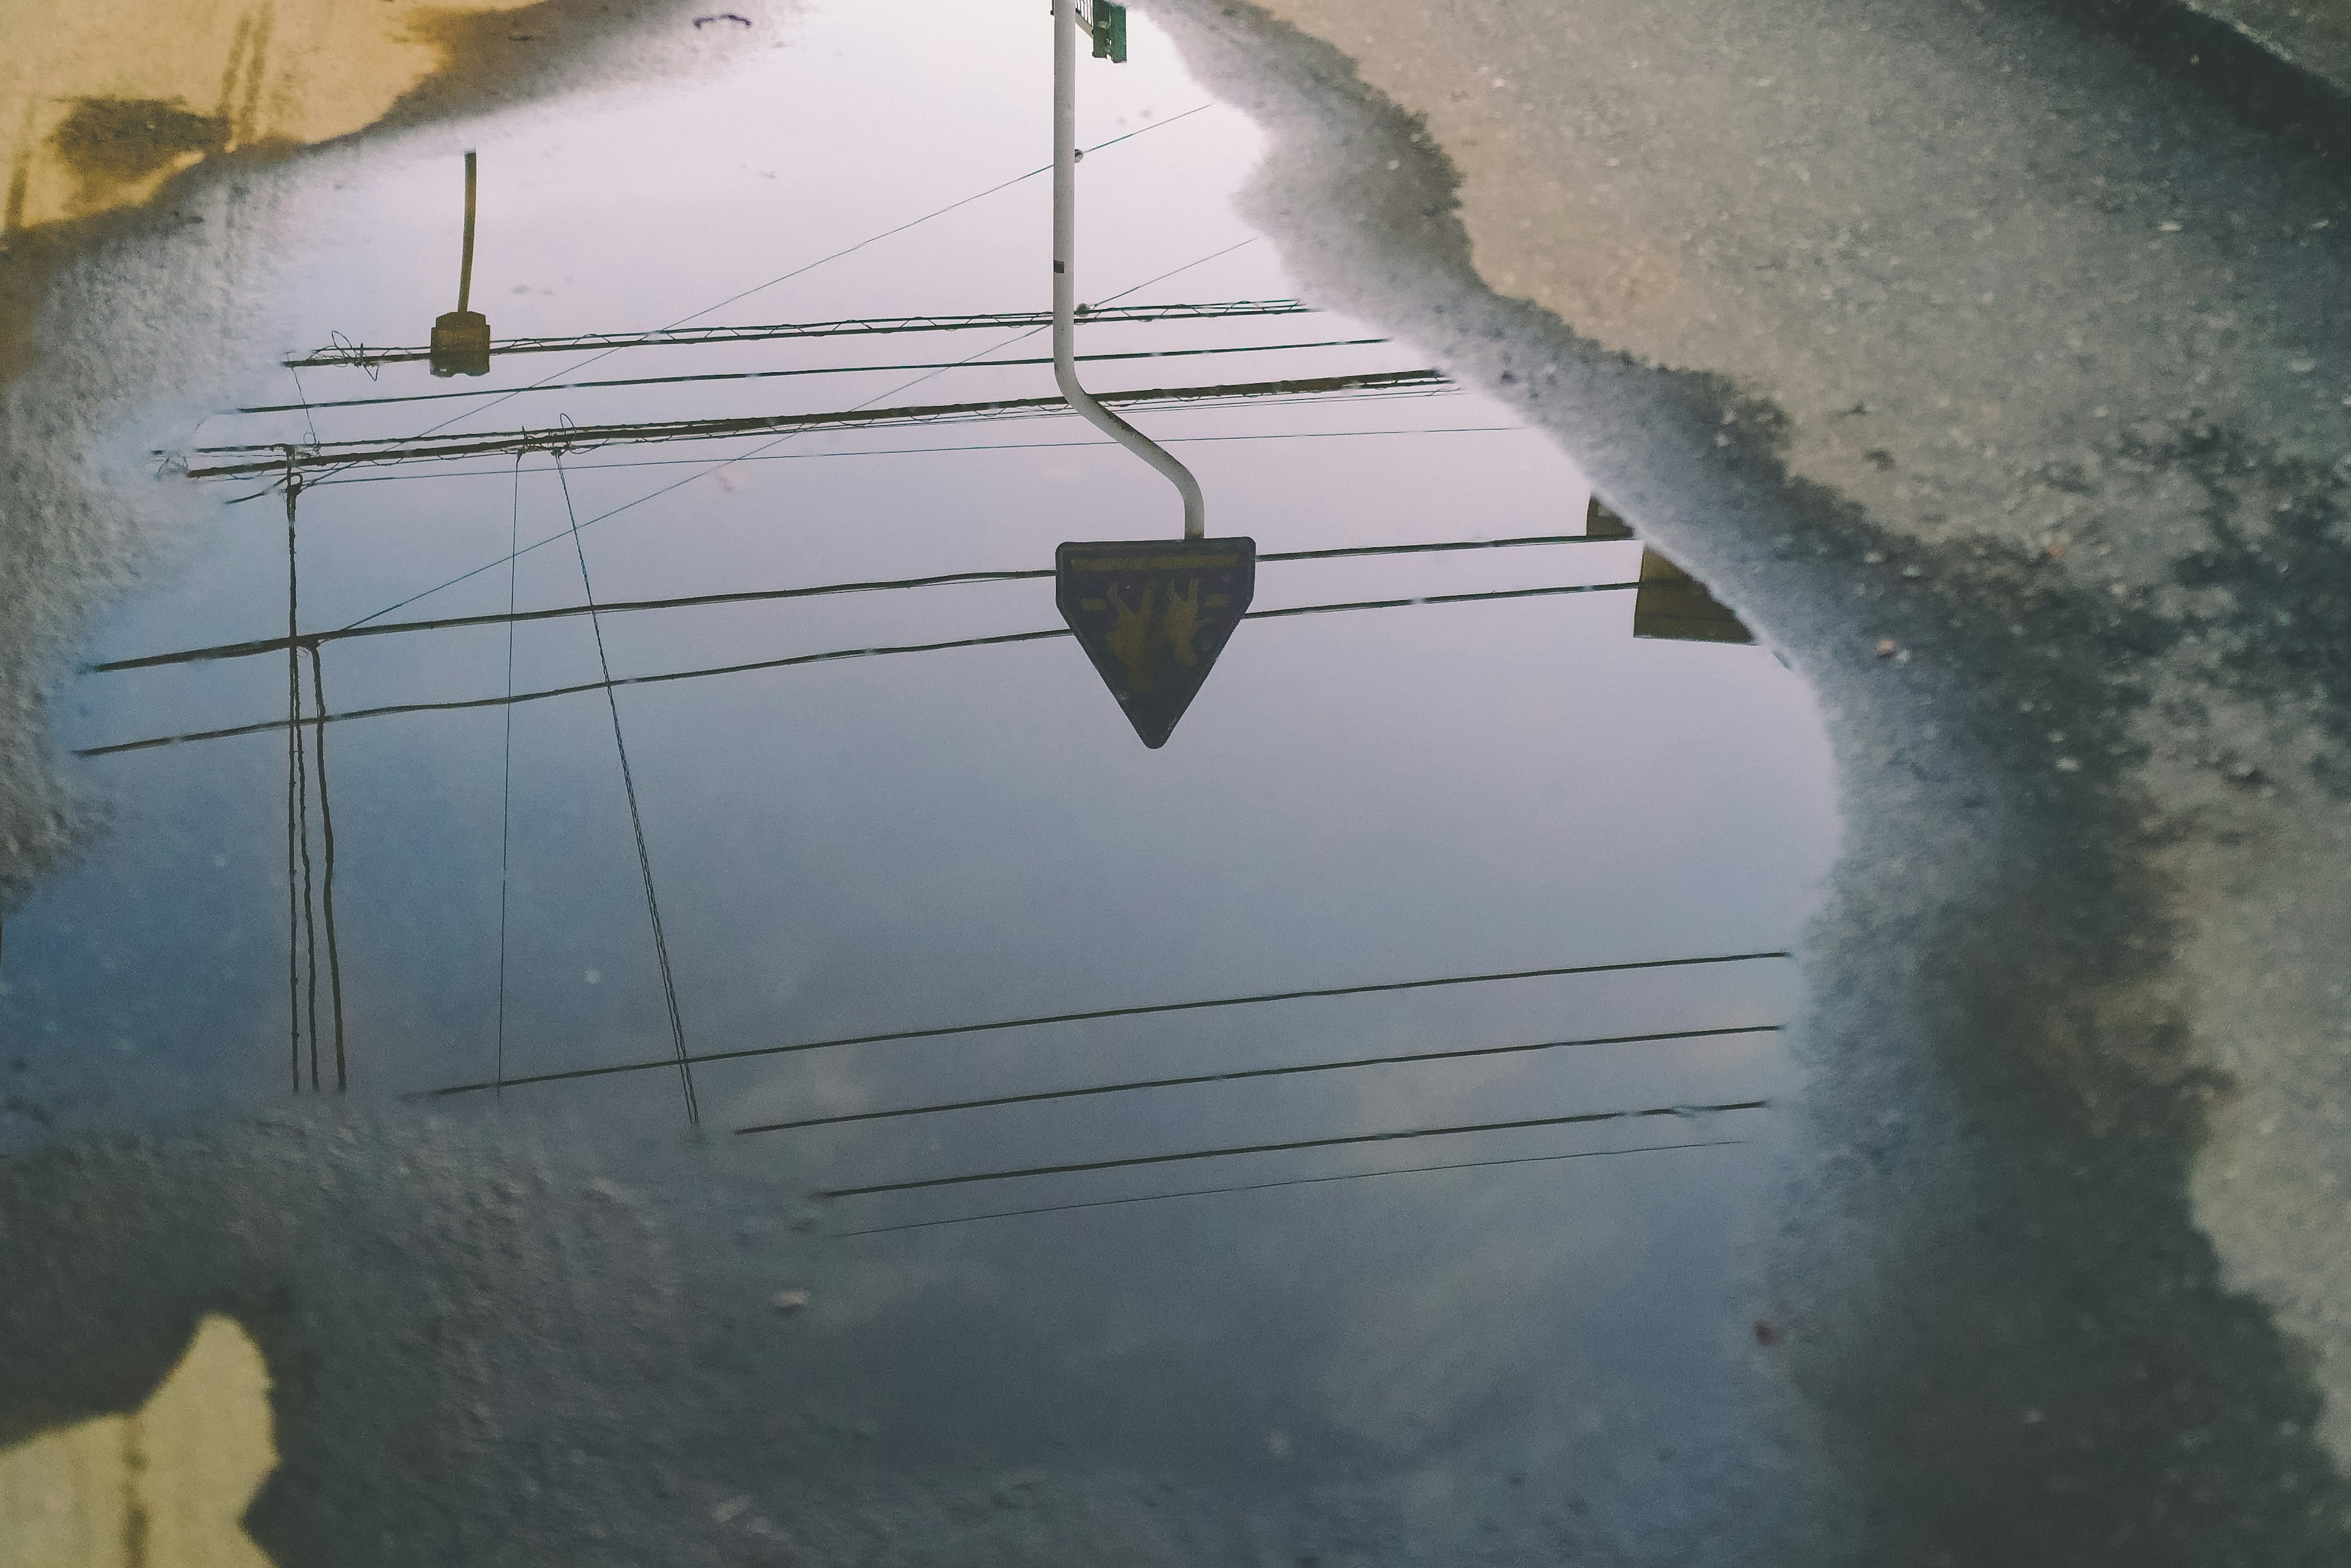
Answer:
[0,1315,279,1568]
[1,0,538,232]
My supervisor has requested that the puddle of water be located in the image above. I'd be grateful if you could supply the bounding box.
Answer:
[2,0,1840,1544]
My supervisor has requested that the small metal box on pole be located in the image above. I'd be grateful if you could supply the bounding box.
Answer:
[1091,1,1127,61]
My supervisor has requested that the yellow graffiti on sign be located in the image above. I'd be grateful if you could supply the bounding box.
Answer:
[1087,578,1218,694]
[1057,537,1256,748]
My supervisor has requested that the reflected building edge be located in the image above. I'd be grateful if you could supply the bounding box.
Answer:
[1632,550,1755,645]
[1587,495,1756,645]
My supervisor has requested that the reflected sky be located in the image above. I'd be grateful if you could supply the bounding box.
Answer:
[2,0,1840,1531]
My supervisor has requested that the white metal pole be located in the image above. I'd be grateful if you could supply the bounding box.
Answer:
[1053,0,1205,538]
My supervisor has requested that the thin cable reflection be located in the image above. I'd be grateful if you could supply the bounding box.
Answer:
[818,1099,1771,1199]
[738,1023,1780,1136]
[833,1136,1752,1237]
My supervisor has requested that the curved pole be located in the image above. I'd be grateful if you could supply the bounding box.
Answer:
[1053,0,1205,538]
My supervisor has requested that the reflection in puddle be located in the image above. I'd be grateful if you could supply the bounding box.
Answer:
[0,0,554,378]
[427,152,493,380]
[1632,549,1757,647]
[4,0,1839,1550]
[0,1316,277,1568]
[1589,498,1755,646]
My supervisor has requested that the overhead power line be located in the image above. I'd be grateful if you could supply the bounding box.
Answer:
[286,98,1220,486]
[76,579,1646,757]
[554,454,698,1126]
[271,107,1226,503]
[92,533,1632,672]
[184,370,1450,479]
[410,949,1788,1100]
[321,234,1273,628]
[235,337,1385,416]
[834,1137,1750,1237]
[282,298,1313,370]
[817,1098,1772,1199]
[289,423,1525,492]
[737,1024,1781,1135]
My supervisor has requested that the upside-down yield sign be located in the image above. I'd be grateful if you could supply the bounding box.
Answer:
[1056,537,1256,748]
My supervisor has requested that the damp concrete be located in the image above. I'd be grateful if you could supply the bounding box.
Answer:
[1138,0,2351,1559]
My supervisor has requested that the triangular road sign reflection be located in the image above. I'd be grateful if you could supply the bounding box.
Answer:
[1056,537,1256,748]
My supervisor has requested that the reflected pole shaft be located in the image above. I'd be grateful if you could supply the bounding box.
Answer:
[459,150,478,314]
[1052,0,1205,538]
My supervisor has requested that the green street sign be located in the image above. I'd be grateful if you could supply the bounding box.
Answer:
[1092,1,1127,62]
[1056,536,1255,748]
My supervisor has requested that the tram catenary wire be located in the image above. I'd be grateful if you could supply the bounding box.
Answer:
[77,579,1648,756]
[93,533,1638,672]
[833,1137,1750,1237]
[737,1024,1782,1136]
[408,950,1789,1099]
[817,1099,1772,1199]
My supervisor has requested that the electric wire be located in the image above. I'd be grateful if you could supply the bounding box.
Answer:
[93,533,1630,673]
[416,948,1789,1099]
[285,294,1302,370]
[187,369,1445,476]
[555,450,699,1127]
[77,579,1646,757]
[294,104,1217,470]
[833,1137,1750,1237]
[494,452,522,1097]
[286,365,321,446]
[326,234,1266,634]
[234,337,1389,416]
[736,1023,1780,1135]
[283,422,1524,493]
[818,1098,1772,1199]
